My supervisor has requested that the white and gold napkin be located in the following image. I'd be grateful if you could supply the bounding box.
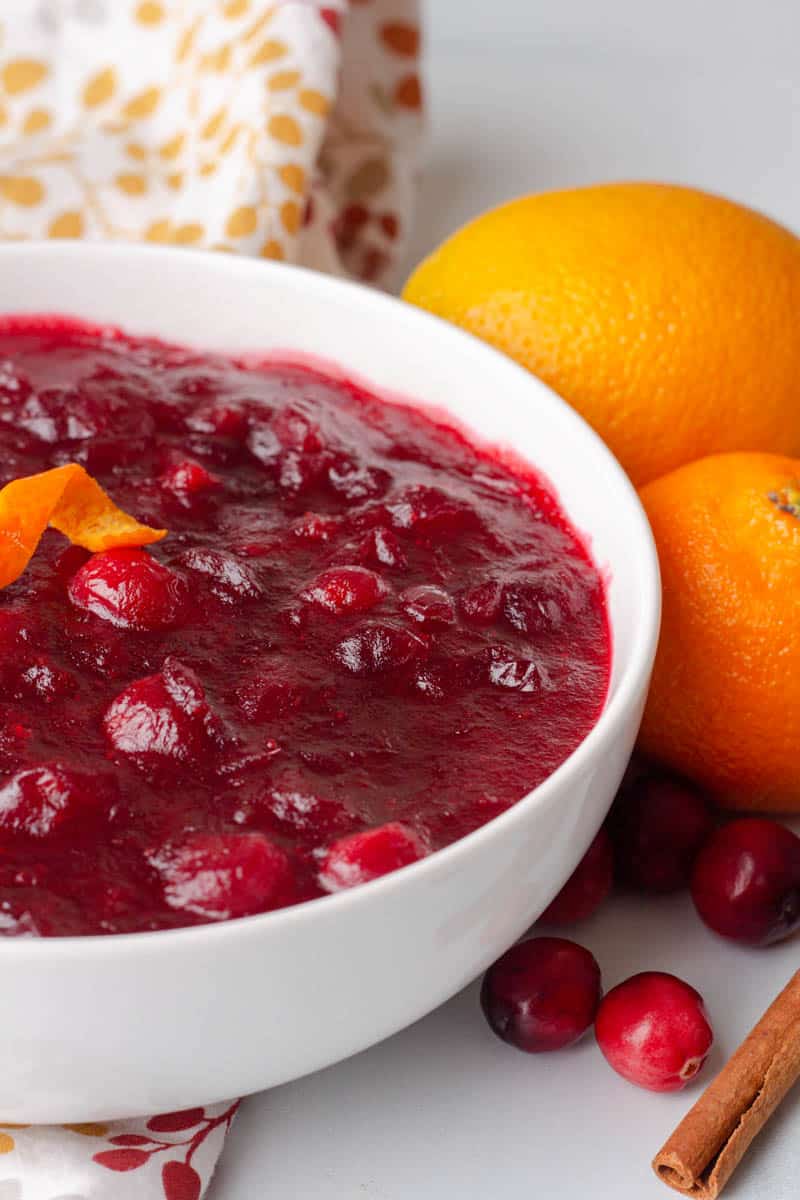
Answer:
[0,0,423,283]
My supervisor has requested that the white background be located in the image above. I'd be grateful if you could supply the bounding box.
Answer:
[214,3,800,1197]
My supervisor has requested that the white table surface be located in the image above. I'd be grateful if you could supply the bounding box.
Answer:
[213,5,800,1197]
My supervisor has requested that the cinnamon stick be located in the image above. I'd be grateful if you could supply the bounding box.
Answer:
[653,969,800,1197]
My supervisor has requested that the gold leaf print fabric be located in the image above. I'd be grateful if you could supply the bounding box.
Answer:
[0,3,421,1196]
[0,0,423,285]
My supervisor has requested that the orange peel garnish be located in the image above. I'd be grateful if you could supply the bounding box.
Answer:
[0,463,166,590]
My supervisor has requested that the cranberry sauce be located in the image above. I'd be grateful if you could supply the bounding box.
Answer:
[0,319,611,936]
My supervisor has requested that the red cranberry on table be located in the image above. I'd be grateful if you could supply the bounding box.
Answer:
[608,765,715,892]
[539,829,614,924]
[481,936,602,1053]
[595,972,713,1091]
[691,818,800,946]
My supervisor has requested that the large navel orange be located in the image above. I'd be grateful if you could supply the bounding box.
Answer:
[403,184,800,486]
[639,452,800,811]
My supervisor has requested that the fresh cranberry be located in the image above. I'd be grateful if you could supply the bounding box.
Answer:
[691,818,800,945]
[595,972,713,1091]
[539,829,614,924]
[68,549,187,631]
[609,767,715,893]
[480,936,602,1053]
[160,458,220,499]
[147,832,291,919]
[334,622,428,675]
[400,585,456,629]
[175,548,263,602]
[104,657,224,765]
[303,566,387,615]
[0,763,104,836]
[319,822,427,891]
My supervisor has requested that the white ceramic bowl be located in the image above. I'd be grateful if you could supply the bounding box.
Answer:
[0,243,660,1121]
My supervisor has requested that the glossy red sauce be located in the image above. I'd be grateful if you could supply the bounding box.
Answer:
[0,319,611,936]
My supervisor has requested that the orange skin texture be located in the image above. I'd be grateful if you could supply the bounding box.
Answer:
[0,463,166,589]
[639,452,800,811]
[403,183,800,486]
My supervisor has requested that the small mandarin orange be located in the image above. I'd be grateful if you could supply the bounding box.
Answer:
[639,452,800,810]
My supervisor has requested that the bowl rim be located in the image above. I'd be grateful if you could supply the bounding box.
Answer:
[0,242,662,959]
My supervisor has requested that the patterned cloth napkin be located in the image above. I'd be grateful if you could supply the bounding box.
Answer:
[0,1,422,1197]
[0,0,422,284]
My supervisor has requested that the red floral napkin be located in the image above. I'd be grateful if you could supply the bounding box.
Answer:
[2,1104,238,1198]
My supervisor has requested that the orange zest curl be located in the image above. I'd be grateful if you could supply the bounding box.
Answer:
[0,463,166,590]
